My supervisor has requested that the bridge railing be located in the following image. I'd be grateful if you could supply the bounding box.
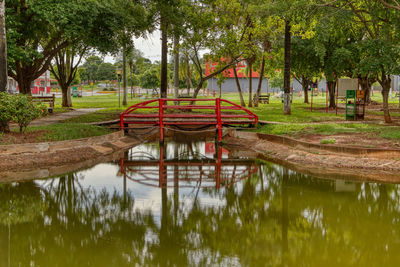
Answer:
[120,98,258,142]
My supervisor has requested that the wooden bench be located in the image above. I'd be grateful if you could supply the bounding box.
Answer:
[254,94,270,104]
[178,95,192,99]
[30,94,55,113]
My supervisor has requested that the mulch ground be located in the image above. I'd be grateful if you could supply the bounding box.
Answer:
[0,131,48,145]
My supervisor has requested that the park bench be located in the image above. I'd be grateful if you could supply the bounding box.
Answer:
[30,94,55,113]
[178,94,192,99]
[254,94,270,104]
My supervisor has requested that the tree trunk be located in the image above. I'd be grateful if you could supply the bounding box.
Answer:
[130,64,134,99]
[301,77,309,104]
[16,75,33,95]
[233,68,246,107]
[61,86,72,107]
[160,16,168,98]
[173,35,179,101]
[327,81,336,108]
[379,74,392,123]
[254,56,266,107]
[122,47,127,106]
[283,20,291,115]
[248,63,253,107]
[0,0,7,92]
[359,76,373,104]
[0,121,10,133]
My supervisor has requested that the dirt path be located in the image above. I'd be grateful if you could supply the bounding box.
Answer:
[12,108,103,128]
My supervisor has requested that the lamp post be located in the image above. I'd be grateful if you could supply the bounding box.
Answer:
[116,68,122,108]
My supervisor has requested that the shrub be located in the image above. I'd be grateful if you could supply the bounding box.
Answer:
[13,95,45,133]
[0,92,17,133]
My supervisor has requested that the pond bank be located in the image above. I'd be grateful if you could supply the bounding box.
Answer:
[226,130,400,182]
[0,131,140,174]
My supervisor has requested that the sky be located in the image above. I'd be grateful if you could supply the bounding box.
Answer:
[104,31,162,63]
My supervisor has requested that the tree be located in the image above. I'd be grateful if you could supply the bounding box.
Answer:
[380,0,400,10]
[181,0,252,99]
[6,0,129,95]
[96,63,116,81]
[148,0,182,98]
[50,45,86,107]
[233,67,246,107]
[173,35,180,99]
[319,0,400,122]
[291,37,321,104]
[283,19,291,115]
[140,66,160,89]
[81,56,103,83]
[0,0,6,92]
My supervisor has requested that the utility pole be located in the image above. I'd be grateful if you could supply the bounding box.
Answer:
[0,0,7,92]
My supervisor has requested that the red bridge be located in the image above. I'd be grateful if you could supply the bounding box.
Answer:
[120,98,258,142]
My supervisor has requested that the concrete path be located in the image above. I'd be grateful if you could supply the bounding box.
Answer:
[12,108,103,128]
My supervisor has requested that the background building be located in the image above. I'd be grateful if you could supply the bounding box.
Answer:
[7,70,57,94]
[206,60,270,93]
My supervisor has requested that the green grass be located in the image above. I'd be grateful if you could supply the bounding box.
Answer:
[256,123,400,140]
[64,108,122,123]
[53,107,73,114]
[24,123,112,142]
[320,139,336,144]
[55,94,145,109]
[54,93,346,123]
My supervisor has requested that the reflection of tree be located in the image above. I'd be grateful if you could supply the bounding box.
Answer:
[0,182,45,225]
[1,175,153,267]
[3,156,400,266]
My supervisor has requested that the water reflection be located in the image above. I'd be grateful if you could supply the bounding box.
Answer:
[1,141,400,266]
[121,142,258,189]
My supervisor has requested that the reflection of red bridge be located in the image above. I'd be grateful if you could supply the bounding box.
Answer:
[120,146,258,189]
[120,98,258,142]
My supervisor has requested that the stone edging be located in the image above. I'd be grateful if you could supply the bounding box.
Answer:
[0,131,140,174]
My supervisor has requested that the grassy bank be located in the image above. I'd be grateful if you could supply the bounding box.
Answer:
[0,123,112,145]
[256,123,400,140]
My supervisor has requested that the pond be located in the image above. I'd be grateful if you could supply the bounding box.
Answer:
[0,140,399,266]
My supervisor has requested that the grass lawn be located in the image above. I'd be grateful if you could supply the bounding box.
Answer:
[45,92,400,144]
[55,94,143,109]
[256,123,400,140]
[56,93,346,123]
[64,108,122,123]
[25,123,112,141]
[0,123,112,145]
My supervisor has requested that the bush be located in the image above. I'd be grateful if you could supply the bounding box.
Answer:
[0,92,17,133]
[13,95,45,133]
[0,93,45,133]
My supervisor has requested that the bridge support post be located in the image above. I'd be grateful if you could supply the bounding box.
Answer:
[216,98,222,143]
[120,114,127,135]
[159,98,165,143]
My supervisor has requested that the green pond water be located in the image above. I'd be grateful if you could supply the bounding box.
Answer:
[0,141,399,267]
